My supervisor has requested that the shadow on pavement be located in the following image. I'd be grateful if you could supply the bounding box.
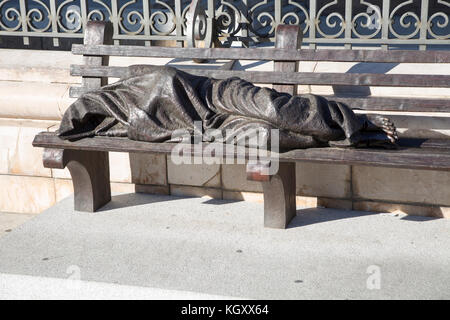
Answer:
[97,193,180,211]
[288,207,380,228]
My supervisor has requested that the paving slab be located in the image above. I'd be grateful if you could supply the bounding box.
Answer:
[0,212,34,236]
[0,193,448,300]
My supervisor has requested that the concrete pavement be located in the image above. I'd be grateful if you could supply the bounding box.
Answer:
[0,193,448,299]
[0,212,34,235]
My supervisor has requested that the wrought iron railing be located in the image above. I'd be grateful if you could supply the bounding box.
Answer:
[209,0,450,49]
[0,0,196,46]
[0,0,449,50]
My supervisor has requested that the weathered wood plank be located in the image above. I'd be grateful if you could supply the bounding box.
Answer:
[69,83,450,112]
[70,65,450,88]
[82,22,113,89]
[279,144,450,171]
[273,24,301,95]
[71,44,450,63]
[397,138,450,150]
[323,96,450,112]
[32,132,450,171]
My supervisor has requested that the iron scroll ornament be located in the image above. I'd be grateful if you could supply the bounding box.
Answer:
[186,0,214,49]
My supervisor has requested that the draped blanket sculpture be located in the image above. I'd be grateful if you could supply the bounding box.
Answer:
[58,65,397,149]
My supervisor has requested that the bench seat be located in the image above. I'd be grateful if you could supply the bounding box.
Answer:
[33,132,450,171]
[32,21,450,229]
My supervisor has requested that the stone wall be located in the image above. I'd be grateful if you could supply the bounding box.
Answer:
[0,49,449,218]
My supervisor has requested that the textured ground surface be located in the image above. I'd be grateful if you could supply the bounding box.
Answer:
[0,193,449,299]
[0,212,34,234]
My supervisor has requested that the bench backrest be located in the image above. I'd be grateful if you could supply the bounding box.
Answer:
[70,22,450,116]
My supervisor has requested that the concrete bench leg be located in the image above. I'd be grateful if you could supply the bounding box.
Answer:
[247,161,296,229]
[43,148,111,212]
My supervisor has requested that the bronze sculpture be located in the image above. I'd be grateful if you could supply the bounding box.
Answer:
[58,65,398,150]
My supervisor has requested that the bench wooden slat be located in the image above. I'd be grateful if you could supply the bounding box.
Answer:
[322,96,450,112]
[70,65,450,88]
[71,44,450,64]
[32,132,450,171]
[69,84,449,112]
[281,145,450,171]
[397,138,450,150]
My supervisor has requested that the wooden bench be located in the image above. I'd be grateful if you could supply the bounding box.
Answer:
[32,21,450,229]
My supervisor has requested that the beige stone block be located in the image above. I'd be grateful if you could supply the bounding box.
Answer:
[297,196,352,211]
[223,191,264,203]
[296,196,318,208]
[353,200,450,219]
[222,164,262,192]
[353,166,450,206]
[317,197,353,210]
[130,153,167,185]
[135,184,170,195]
[0,149,8,174]
[0,125,20,175]
[8,126,52,177]
[52,167,72,180]
[0,81,71,120]
[296,163,351,198]
[109,152,132,183]
[440,207,450,219]
[167,156,221,187]
[54,179,74,202]
[170,185,222,199]
[0,66,77,84]
[0,120,57,177]
[58,85,76,117]
[111,182,135,194]
[0,175,55,214]
[0,49,81,76]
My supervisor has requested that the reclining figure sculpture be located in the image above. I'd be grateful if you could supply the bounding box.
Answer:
[58,65,398,150]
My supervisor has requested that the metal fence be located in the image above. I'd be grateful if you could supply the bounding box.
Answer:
[0,0,449,49]
[0,0,195,47]
[213,0,450,49]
